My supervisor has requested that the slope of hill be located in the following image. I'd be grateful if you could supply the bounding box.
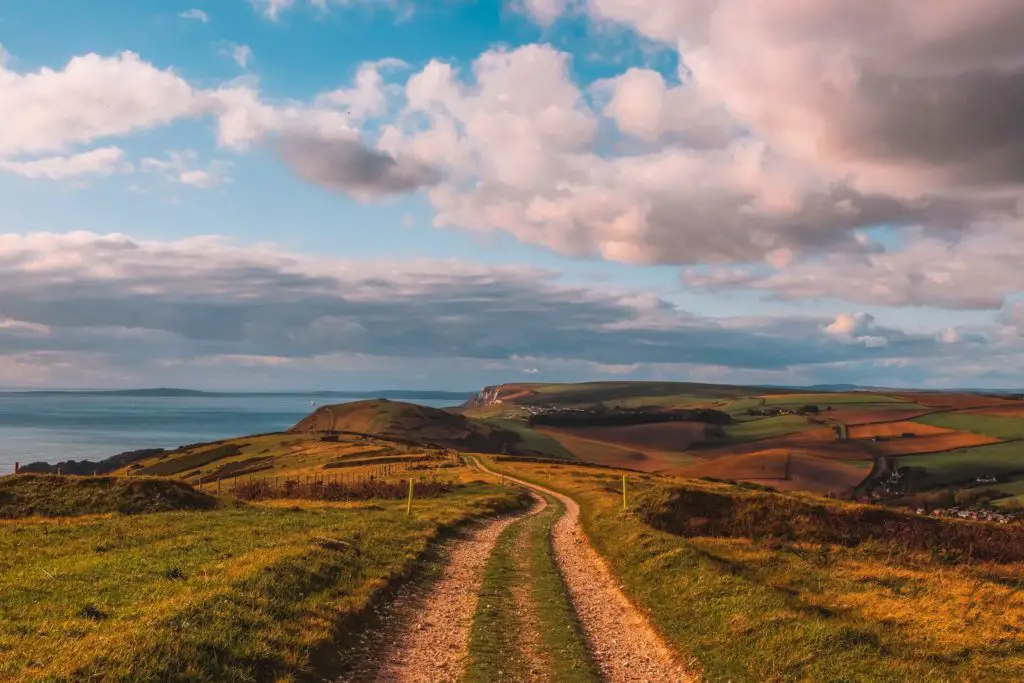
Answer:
[291,399,573,459]
[0,474,219,518]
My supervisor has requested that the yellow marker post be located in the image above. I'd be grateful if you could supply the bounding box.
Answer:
[407,478,414,516]
[622,474,627,511]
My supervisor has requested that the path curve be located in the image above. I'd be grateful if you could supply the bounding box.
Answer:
[474,458,698,683]
[339,495,543,683]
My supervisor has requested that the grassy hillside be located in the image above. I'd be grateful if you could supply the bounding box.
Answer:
[914,412,1024,440]
[898,442,1024,487]
[500,381,805,407]
[0,473,528,681]
[486,458,1024,682]
[293,399,574,459]
[0,475,219,519]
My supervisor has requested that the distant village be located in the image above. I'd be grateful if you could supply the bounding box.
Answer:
[918,507,1024,524]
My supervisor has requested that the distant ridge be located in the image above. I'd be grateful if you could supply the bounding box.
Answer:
[0,388,475,400]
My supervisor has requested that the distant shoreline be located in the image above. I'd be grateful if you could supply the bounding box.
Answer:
[0,388,475,400]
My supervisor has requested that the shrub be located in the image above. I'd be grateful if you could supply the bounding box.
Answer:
[633,484,1024,563]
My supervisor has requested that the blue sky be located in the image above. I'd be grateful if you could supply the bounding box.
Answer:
[0,1,1021,390]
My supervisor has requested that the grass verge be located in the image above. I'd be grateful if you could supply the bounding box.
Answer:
[0,480,528,682]
[463,517,531,682]
[526,493,601,682]
[482,458,1024,682]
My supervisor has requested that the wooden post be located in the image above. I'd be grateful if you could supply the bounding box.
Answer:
[622,474,628,511]
[13,461,18,474]
[217,478,222,494]
[407,477,414,517]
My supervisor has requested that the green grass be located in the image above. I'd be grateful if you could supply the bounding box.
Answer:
[520,382,790,405]
[0,481,528,682]
[761,393,907,405]
[601,395,711,409]
[481,418,577,460]
[914,413,1024,440]
[485,459,1024,682]
[464,518,531,682]
[526,494,600,682]
[899,441,1024,487]
[0,475,220,519]
[464,492,599,683]
[721,415,816,442]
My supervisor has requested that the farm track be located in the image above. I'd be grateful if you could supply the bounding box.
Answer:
[472,458,698,683]
[336,503,539,683]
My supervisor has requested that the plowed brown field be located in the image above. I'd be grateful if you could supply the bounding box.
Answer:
[695,427,874,461]
[832,409,934,425]
[544,422,707,450]
[672,451,866,495]
[847,421,951,439]
[536,427,700,472]
[864,433,1000,456]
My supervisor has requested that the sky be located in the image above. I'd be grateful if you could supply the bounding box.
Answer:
[0,0,1023,391]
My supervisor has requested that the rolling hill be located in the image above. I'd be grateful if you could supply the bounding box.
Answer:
[291,399,573,458]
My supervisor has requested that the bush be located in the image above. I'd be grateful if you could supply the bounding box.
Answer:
[232,477,455,502]
[633,484,1024,563]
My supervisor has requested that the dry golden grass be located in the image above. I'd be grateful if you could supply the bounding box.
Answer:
[0,471,529,682]
[483,457,1024,682]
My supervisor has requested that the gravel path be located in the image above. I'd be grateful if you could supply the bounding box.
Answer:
[339,494,543,683]
[476,460,698,683]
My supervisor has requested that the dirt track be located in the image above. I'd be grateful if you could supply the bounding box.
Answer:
[473,459,697,683]
[337,504,537,683]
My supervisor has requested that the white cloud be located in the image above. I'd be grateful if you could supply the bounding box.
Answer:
[0,317,50,335]
[684,223,1024,311]
[141,150,231,188]
[232,45,254,69]
[0,51,200,158]
[824,312,889,347]
[516,0,568,26]
[0,147,129,180]
[179,9,210,23]
[316,59,407,121]
[250,0,411,22]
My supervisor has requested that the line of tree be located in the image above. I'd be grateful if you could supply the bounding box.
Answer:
[528,406,732,428]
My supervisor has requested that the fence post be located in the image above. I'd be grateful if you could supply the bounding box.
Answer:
[407,477,414,517]
[218,478,222,494]
[13,461,18,475]
[622,474,628,511]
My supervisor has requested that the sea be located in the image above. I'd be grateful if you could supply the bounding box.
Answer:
[0,392,464,473]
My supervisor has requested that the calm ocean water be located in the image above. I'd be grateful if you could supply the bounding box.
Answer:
[0,393,462,473]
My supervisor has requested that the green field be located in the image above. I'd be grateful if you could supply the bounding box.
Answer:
[899,441,1024,487]
[0,479,526,681]
[914,413,1024,440]
[722,415,817,442]
[480,418,576,460]
[519,381,798,405]
[761,393,907,405]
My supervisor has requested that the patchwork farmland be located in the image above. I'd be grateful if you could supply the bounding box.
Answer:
[462,381,1024,506]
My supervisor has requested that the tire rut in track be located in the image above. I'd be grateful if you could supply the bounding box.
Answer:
[475,459,698,683]
[337,499,541,682]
